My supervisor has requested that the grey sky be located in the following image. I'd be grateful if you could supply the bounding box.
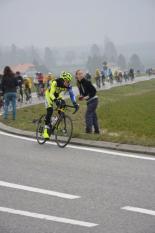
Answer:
[0,0,154,47]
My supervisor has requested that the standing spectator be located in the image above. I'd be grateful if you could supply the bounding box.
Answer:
[95,68,101,88]
[85,72,92,81]
[15,71,24,102]
[129,68,135,81]
[123,71,129,82]
[1,66,17,120]
[76,70,100,134]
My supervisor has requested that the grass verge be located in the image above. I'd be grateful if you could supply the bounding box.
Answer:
[1,79,155,146]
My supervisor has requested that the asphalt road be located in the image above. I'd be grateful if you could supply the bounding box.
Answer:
[0,132,155,233]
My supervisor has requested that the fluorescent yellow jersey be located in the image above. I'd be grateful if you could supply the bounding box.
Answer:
[45,78,76,108]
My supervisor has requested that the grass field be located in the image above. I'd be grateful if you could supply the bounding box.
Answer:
[1,78,155,146]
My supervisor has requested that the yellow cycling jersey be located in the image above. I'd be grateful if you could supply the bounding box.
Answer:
[24,78,32,89]
[46,79,67,100]
[45,78,76,108]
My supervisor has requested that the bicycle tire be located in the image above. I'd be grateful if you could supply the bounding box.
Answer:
[36,114,46,145]
[55,115,73,148]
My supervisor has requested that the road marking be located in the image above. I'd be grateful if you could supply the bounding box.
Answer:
[0,130,155,161]
[68,144,155,161]
[0,207,98,227]
[0,180,80,200]
[122,206,155,216]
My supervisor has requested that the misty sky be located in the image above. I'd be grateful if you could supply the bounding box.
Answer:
[0,0,154,47]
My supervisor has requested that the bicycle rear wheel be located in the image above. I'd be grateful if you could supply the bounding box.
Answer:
[36,115,46,144]
[55,115,73,148]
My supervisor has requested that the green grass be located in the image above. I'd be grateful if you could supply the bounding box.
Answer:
[1,79,155,146]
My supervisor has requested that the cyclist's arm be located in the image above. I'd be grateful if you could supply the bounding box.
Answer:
[68,86,76,104]
[49,81,57,101]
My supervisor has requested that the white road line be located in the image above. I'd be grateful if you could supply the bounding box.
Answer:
[0,130,155,161]
[0,207,98,227]
[0,180,80,200]
[122,206,155,216]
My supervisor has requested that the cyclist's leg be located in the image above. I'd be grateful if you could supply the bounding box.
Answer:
[28,87,31,97]
[25,88,29,101]
[20,86,23,102]
[45,107,53,126]
[43,92,53,139]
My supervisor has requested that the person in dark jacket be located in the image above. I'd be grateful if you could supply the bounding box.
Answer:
[85,72,92,81]
[15,71,24,102]
[1,66,18,120]
[76,69,100,134]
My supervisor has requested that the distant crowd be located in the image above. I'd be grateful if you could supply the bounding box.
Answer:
[86,62,135,88]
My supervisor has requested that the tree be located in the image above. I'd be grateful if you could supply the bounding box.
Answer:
[104,39,117,63]
[129,54,144,71]
[117,54,127,70]
[44,47,56,68]
[86,44,103,74]
[65,50,76,65]
[90,44,101,57]
[86,55,102,74]
[10,44,19,65]
[29,46,42,64]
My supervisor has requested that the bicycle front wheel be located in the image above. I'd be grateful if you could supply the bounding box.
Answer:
[55,115,73,148]
[36,115,46,145]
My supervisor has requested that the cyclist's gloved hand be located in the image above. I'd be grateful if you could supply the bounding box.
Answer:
[73,102,79,112]
[55,99,66,108]
[54,99,61,107]
[60,99,66,108]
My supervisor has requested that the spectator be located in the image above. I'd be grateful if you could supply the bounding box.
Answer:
[76,69,100,134]
[123,71,129,82]
[1,66,18,120]
[15,71,24,102]
[129,68,134,81]
[85,72,92,81]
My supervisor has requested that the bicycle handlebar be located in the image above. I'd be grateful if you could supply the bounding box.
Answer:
[56,104,79,114]
[65,104,79,114]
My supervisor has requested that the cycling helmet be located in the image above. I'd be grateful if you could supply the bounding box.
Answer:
[60,71,72,82]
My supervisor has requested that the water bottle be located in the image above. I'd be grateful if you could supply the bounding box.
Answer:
[51,116,58,126]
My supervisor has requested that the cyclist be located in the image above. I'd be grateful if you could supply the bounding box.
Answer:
[45,72,55,89]
[23,75,32,102]
[43,72,79,139]
[95,68,101,88]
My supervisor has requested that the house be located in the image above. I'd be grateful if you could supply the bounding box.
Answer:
[11,63,37,76]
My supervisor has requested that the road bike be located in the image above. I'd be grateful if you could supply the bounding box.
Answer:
[36,104,77,148]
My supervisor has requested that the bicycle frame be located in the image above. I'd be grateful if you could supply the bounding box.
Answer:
[49,105,75,135]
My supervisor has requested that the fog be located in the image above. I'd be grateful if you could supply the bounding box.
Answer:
[0,0,154,47]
